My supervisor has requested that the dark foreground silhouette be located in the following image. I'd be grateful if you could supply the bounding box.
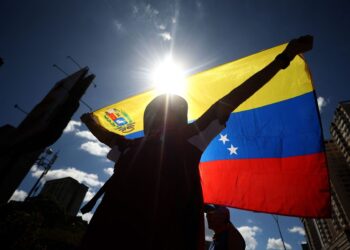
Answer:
[205,205,245,250]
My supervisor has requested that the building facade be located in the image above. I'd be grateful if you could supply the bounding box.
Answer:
[39,177,88,216]
[331,101,350,165]
[302,101,350,250]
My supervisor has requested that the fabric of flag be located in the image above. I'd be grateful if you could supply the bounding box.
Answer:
[93,43,330,217]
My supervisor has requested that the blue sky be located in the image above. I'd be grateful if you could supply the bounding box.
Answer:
[1,0,350,249]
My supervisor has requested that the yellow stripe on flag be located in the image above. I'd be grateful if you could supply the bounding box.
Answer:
[93,43,313,136]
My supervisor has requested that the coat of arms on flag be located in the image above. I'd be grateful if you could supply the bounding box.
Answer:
[104,108,135,133]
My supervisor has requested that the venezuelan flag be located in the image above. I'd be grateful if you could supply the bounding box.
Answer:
[93,43,330,217]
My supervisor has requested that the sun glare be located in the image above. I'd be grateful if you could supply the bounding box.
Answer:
[151,56,187,96]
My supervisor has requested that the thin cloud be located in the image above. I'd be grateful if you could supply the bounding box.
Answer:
[238,226,262,250]
[103,167,114,176]
[9,189,28,202]
[130,2,178,44]
[132,5,139,14]
[267,238,292,250]
[159,32,172,41]
[204,214,214,242]
[80,141,109,157]
[78,211,94,223]
[205,235,213,242]
[75,130,97,141]
[113,19,124,32]
[64,120,82,133]
[145,3,159,17]
[70,126,109,158]
[83,190,96,202]
[196,0,203,9]
[195,0,205,19]
[157,24,166,30]
[31,165,104,187]
[132,2,159,18]
[65,124,110,158]
[317,96,329,113]
[288,226,305,236]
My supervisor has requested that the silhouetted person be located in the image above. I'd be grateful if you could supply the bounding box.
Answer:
[79,36,313,250]
[205,205,245,250]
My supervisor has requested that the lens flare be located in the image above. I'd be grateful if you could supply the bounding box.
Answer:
[151,56,186,96]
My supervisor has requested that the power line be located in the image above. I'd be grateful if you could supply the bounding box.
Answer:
[52,64,68,75]
[66,56,97,88]
[272,215,287,250]
[52,63,93,111]
[67,56,82,69]
[14,104,29,115]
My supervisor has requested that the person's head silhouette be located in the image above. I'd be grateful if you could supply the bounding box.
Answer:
[143,94,188,136]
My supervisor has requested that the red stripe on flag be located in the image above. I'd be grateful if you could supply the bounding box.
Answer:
[200,152,330,217]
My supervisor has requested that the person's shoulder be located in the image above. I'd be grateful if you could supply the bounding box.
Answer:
[128,136,145,145]
[184,123,199,138]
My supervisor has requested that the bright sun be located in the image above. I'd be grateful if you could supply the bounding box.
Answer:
[151,56,186,96]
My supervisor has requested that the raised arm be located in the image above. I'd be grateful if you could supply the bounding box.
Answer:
[81,113,127,148]
[217,35,313,120]
[195,35,313,129]
[81,177,112,214]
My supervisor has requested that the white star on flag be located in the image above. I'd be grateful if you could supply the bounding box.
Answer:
[227,144,238,155]
[219,134,230,144]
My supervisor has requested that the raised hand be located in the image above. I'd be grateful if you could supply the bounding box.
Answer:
[284,35,313,59]
[80,112,99,125]
[80,112,92,123]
